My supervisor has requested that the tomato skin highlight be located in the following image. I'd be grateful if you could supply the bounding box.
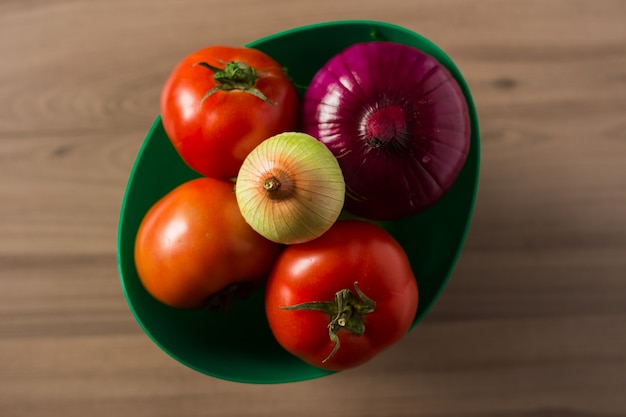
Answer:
[160,46,299,179]
[265,220,419,371]
[134,177,283,309]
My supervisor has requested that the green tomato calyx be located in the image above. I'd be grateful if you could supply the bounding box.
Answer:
[281,282,376,363]
[194,61,276,105]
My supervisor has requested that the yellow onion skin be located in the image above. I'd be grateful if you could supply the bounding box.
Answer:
[235,132,345,245]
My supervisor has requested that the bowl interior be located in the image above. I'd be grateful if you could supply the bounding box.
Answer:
[117,20,480,384]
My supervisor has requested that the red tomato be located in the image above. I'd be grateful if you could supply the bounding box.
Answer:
[265,220,419,371]
[134,177,283,309]
[160,45,299,179]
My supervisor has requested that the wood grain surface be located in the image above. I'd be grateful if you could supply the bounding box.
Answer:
[1,0,625,416]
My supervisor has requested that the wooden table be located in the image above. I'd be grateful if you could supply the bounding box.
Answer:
[2,1,625,416]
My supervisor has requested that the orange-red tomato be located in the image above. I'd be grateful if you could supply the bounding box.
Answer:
[265,220,419,371]
[134,177,283,309]
[160,45,299,179]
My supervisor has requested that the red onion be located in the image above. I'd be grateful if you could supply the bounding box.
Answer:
[301,41,471,220]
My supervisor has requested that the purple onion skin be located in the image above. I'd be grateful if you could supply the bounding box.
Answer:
[301,41,471,221]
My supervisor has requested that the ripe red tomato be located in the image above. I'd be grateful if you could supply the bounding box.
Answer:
[134,177,283,309]
[160,45,299,179]
[265,220,419,371]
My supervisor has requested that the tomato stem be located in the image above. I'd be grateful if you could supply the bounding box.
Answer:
[281,282,376,363]
[194,61,276,105]
[281,66,309,93]
[201,281,257,313]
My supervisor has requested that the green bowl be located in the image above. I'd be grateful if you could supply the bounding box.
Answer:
[117,20,480,384]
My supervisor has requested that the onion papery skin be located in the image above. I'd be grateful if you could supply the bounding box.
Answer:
[235,132,346,245]
[301,41,471,221]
